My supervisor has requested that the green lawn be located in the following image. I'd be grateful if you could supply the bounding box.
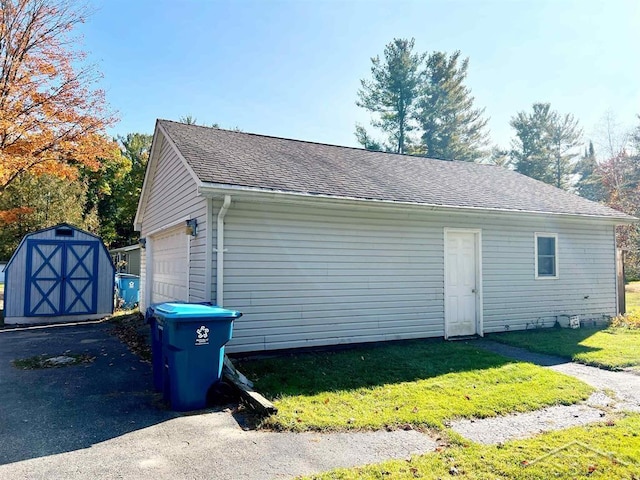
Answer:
[302,413,640,479]
[626,281,640,314]
[238,340,592,432]
[489,326,640,371]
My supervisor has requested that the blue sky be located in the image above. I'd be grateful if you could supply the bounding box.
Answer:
[80,0,639,155]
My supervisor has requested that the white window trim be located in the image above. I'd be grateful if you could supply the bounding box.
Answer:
[534,232,559,280]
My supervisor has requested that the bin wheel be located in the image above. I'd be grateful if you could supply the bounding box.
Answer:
[207,380,239,406]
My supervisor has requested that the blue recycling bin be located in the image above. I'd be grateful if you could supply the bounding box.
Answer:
[153,302,242,411]
[115,273,140,309]
[145,305,164,392]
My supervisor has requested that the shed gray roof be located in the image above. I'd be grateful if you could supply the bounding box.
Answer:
[158,119,634,221]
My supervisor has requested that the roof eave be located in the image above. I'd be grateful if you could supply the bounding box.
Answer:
[198,183,637,224]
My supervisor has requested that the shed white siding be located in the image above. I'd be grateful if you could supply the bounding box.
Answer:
[218,199,617,353]
[139,137,208,310]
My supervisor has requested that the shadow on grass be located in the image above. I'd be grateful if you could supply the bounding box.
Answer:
[487,326,604,362]
[235,338,513,399]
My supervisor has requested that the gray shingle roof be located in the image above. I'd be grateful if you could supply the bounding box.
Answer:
[158,119,634,221]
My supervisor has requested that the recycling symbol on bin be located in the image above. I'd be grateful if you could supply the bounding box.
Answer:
[196,325,209,340]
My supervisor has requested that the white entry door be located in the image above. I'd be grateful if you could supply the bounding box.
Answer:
[445,230,480,337]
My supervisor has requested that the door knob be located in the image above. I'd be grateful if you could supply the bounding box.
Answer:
[472,289,477,293]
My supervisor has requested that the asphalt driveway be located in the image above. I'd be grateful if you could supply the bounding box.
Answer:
[0,322,434,479]
[0,322,172,466]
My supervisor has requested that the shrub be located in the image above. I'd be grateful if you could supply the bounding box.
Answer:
[610,312,640,329]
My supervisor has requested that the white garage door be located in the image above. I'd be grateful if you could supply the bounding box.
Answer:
[151,226,188,304]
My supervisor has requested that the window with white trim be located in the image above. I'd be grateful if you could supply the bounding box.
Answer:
[535,233,558,279]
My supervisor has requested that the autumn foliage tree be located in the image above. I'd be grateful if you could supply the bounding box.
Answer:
[0,0,116,223]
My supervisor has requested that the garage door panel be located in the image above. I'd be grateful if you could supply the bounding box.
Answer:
[151,227,188,304]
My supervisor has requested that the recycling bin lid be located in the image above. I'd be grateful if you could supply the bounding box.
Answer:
[155,302,242,320]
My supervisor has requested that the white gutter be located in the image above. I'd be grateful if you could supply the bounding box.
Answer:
[216,195,231,306]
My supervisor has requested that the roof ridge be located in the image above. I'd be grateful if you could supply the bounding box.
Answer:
[156,118,491,167]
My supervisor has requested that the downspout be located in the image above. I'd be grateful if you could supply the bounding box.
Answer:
[216,195,231,306]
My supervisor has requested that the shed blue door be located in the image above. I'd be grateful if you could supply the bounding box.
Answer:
[25,240,99,316]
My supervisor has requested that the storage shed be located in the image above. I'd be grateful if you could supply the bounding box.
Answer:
[4,224,115,325]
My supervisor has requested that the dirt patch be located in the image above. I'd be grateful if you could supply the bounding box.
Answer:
[109,312,151,362]
[12,352,95,369]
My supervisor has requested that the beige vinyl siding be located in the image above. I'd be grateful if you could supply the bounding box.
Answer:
[223,201,443,352]
[139,137,208,309]
[481,220,615,331]
[219,199,617,353]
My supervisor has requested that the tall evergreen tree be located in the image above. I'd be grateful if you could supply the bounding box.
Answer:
[509,103,554,183]
[356,38,425,154]
[574,141,606,201]
[415,51,489,161]
[549,111,583,188]
[509,103,581,188]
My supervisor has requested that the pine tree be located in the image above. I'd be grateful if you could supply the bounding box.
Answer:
[574,141,606,201]
[356,38,425,154]
[549,112,582,188]
[509,103,581,188]
[354,125,383,152]
[415,51,489,162]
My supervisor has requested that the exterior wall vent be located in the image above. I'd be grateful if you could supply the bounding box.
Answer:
[55,228,74,237]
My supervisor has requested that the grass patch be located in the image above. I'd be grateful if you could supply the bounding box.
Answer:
[302,413,640,479]
[238,340,592,432]
[626,281,640,315]
[490,326,640,371]
[13,352,95,369]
